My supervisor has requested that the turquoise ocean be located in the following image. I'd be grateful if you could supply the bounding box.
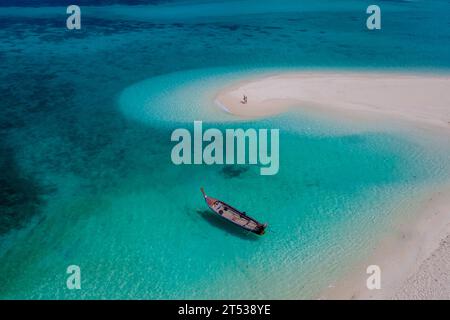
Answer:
[0,0,449,299]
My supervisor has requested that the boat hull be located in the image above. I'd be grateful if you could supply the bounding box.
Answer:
[201,188,267,235]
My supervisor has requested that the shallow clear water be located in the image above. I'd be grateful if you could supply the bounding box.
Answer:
[0,0,449,299]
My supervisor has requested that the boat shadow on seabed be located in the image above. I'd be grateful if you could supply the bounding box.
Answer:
[196,210,260,241]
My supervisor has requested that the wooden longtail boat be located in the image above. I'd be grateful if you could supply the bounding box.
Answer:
[200,188,267,235]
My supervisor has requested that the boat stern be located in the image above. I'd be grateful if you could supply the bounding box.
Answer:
[255,223,268,235]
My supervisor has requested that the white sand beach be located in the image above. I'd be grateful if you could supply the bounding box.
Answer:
[215,72,450,132]
[215,72,450,300]
[321,185,450,300]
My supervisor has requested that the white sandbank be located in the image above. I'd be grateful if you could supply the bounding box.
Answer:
[215,72,450,133]
[320,185,450,300]
[215,71,450,300]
